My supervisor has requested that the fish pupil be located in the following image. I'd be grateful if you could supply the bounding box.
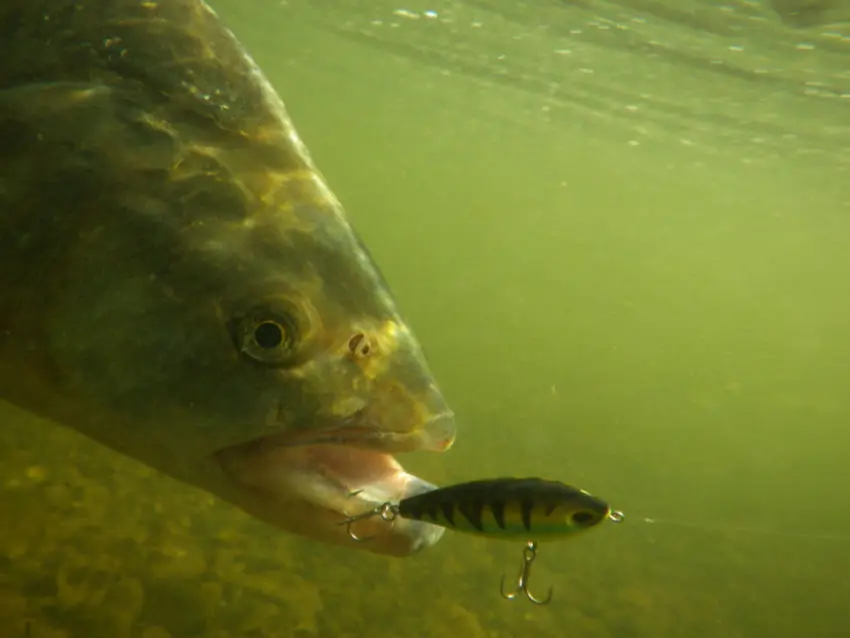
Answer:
[255,322,283,349]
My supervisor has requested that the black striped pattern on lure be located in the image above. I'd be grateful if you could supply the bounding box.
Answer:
[395,477,611,539]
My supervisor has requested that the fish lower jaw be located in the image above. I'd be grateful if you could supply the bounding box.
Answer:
[213,439,445,556]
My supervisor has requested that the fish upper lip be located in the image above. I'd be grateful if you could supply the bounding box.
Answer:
[261,409,457,454]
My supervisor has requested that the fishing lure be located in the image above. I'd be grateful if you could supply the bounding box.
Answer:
[340,477,624,605]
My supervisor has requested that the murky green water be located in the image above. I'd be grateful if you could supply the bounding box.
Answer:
[3,1,850,636]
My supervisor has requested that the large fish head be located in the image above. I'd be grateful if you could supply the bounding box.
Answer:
[205,191,459,557]
[43,114,456,557]
[0,0,455,557]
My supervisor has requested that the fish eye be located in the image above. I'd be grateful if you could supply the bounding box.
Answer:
[348,332,373,358]
[571,511,597,525]
[233,309,298,366]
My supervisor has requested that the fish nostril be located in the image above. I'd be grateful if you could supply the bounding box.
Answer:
[348,332,373,358]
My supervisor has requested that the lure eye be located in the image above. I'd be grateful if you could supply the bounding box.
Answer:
[348,332,373,358]
[233,309,298,366]
[571,511,598,526]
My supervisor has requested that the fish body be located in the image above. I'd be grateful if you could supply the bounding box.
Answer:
[0,0,455,557]
[396,478,611,539]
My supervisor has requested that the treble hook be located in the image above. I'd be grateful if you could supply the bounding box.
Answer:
[339,492,399,542]
[500,540,553,605]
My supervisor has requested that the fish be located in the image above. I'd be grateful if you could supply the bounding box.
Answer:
[0,0,456,557]
[344,478,614,540]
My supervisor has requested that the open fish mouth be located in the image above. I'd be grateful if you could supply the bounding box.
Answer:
[213,412,455,557]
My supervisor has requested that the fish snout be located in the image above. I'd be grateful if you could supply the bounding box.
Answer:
[352,334,456,454]
[330,323,456,453]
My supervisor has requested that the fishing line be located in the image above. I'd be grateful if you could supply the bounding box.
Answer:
[626,515,850,543]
